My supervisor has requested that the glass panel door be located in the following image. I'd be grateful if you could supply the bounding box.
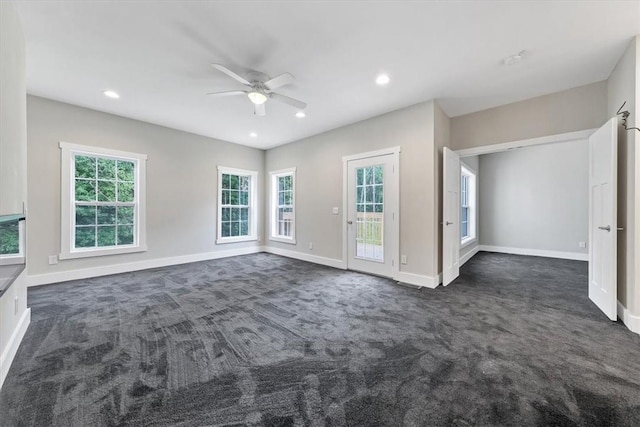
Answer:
[355,165,384,261]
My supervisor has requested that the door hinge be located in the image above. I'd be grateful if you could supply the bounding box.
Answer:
[392,259,394,266]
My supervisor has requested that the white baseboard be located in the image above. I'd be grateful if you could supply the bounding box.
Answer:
[478,245,588,261]
[460,245,480,266]
[0,308,30,390]
[262,246,345,270]
[27,246,263,287]
[617,301,640,335]
[395,271,439,289]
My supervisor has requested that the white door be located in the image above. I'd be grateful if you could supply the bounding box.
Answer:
[443,147,461,286]
[589,118,618,320]
[346,154,397,277]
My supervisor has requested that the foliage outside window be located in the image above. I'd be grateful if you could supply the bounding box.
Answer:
[356,165,384,259]
[59,142,147,259]
[270,168,296,243]
[217,167,258,244]
[0,221,20,255]
[460,164,476,244]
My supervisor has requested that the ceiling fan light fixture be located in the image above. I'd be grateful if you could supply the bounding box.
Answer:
[247,90,268,105]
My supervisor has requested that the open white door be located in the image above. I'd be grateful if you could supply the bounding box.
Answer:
[589,118,618,320]
[443,147,461,286]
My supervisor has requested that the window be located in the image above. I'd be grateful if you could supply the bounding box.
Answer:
[59,142,147,259]
[270,168,296,243]
[217,167,258,244]
[460,164,476,245]
[0,217,25,265]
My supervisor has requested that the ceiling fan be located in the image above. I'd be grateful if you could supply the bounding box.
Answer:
[207,64,307,116]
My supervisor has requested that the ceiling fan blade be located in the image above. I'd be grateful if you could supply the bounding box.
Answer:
[206,90,247,97]
[269,92,307,110]
[264,72,295,90]
[254,103,266,116]
[211,64,251,86]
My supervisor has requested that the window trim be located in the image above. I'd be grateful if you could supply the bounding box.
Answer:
[269,167,296,245]
[460,163,477,247]
[216,166,258,244]
[59,142,147,260]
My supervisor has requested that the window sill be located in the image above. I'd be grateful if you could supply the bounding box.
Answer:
[216,236,258,245]
[460,237,476,249]
[269,236,297,245]
[60,244,147,260]
[0,255,25,266]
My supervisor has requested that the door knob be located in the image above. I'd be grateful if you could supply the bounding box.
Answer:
[347,221,353,225]
[598,225,611,232]
[446,221,453,226]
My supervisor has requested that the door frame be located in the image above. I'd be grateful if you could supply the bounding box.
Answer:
[342,146,400,279]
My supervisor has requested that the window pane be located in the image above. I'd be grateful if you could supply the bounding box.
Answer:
[117,161,135,182]
[117,225,134,245]
[374,185,383,204]
[97,226,116,246]
[97,180,116,202]
[117,206,134,225]
[356,203,365,213]
[240,207,248,221]
[461,207,468,222]
[222,207,230,221]
[278,176,285,191]
[231,208,240,221]
[75,226,96,248]
[240,221,249,236]
[98,158,116,180]
[240,191,249,206]
[118,181,135,202]
[366,167,375,185]
[0,222,20,255]
[75,179,96,201]
[97,206,116,225]
[222,174,230,190]
[356,168,363,185]
[240,176,249,192]
[374,166,383,184]
[76,205,96,226]
[230,174,239,190]
[75,156,96,179]
[229,190,239,205]
[222,189,230,205]
[365,186,374,203]
[461,222,468,238]
[221,222,230,237]
[231,222,240,236]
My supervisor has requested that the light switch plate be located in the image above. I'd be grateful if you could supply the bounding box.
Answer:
[332,207,339,215]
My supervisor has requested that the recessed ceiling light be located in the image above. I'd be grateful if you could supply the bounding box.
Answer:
[103,90,120,99]
[249,132,257,138]
[376,74,390,85]
[503,50,526,66]
[295,111,306,118]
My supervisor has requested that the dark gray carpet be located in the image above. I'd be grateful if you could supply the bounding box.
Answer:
[1,252,640,426]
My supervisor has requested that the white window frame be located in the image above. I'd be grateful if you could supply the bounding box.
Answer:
[460,163,476,247]
[269,167,296,244]
[59,142,147,260]
[216,166,258,244]
[0,219,25,266]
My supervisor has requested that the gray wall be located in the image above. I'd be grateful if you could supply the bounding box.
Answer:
[459,155,479,262]
[265,100,437,278]
[450,81,607,150]
[478,140,589,255]
[607,36,638,316]
[0,2,28,388]
[27,96,264,278]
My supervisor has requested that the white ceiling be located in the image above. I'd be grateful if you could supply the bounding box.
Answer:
[14,1,640,149]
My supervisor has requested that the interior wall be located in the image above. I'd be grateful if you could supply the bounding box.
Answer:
[265,100,437,280]
[460,155,479,262]
[0,2,29,389]
[478,140,589,256]
[27,96,264,280]
[607,35,638,317]
[450,81,607,150]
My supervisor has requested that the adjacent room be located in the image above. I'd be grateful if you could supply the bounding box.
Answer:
[1,1,640,426]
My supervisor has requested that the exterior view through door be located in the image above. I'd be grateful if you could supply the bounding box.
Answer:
[345,149,399,278]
